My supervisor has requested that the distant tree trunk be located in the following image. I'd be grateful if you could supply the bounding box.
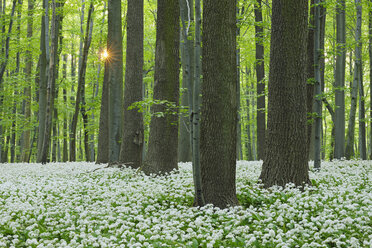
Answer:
[40,0,62,163]
[192,0,204,206]
[245,71,253,161]
[36,0,48,162]
[178,0,193,162]
[260,0,311,188]
[369,0,372,159]
[306,0,315,161]
[314,0,322,169]
[143,0,180,174]
[200,0,238,208]
[119,0,144,168]
[334,0,346,159]
[356,0,366,160]
[107,0,123,163]
[62,54,68,162]
[345,2,362,160]
[21,0,33,162]
[70,2,93,161]
[96,62,110,164]
[254,0,266,161]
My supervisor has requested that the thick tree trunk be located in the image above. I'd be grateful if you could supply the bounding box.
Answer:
[119,0,144,168]
[200,0,238,208]
[143,0,180,175]
[254,0,266,161]
[107,0,123,163]
[260,0,311,188]
[334,0,346,159]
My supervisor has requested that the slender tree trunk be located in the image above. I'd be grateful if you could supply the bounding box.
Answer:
[40,0,62,163]
[70,2,93,161]
[36,0,48,162]
[192,0,204,205]
[107,0,123,163]
[245,70,253,161]
[200,0,238,208]
[96,62,110,164]
[254,0,266,161]
[21,0,33,162]
[334,0,346,159]
[62,54,68,162]
[178,0,193,162]
[260,0,311,188]
[369,0,372,159]
[119,0,144,168]
[345,2,362,160]
[314,0,322,169]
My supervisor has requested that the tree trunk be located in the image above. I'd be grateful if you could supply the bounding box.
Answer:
[254,0,266,161]
[143,0,180,175]
[334,0,346,159]
[346,0,362,160]
[107,0,123,163]
[369,0,372,159]
[96,62,110,164]
[70,2,93,161]
[40,0,62,163]
[119,0,144,168]
[36,0,48,162]
[62,54,68,162]
[200,0,238,208]
[356,0,365,160]
[260,0,311,188]
[178,0,193,162]
[21,0,33,162]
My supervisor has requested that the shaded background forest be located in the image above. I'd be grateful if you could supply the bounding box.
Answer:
[0,0,371,163]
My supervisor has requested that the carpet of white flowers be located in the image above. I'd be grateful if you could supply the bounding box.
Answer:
[0,160,371,248]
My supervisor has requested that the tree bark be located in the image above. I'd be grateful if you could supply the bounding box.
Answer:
[254,0,266,161]
[259,0,311,188]
[40,0,62,163]
[200,0,239,208]
[334,0,346,159]
[369,0,372,159]
[143,0,180,175]
[70,2,93,161]
[119,0,144,168]
[107,0,123,163]
[96,62,110,164]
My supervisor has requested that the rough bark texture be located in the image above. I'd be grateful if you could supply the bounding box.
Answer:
[143,0,180,175]
[119,0,144,168]
[200,0,239,208]
[107,0,123,162]
[96,62,109,164]
[259,0,311,188]
[254,0,266,161]
[334,0,346,159]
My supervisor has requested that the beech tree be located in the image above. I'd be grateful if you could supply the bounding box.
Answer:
[200,0,239,208]
[143,0,180,174]
[119,0,144,168]
[259,0,311,188]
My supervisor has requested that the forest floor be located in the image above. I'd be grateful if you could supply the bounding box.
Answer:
[0,160,371,247]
